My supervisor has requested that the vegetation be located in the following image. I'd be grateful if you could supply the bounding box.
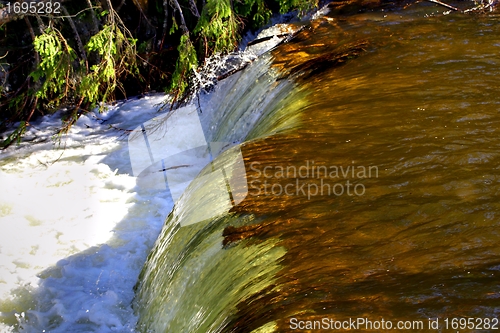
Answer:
[0,0,318,146]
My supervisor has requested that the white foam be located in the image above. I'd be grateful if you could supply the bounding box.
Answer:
[0,94,180,332]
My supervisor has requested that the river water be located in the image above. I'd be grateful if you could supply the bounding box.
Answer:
[135,4,500,333]
[2,2,500,332]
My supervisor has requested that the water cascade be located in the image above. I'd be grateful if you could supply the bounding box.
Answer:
[135,4,500,333]
[1,2,500,332]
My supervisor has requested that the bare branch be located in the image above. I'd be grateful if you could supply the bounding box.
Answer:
[24,17,38,123]
[160,0,169,49]
[85,0,99,34]
[170,0,189,34]
[61,5,87,67]
[188,0,200,18]
[425,0,459,10]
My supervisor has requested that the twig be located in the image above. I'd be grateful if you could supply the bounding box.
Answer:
[170,0,189,34]
[159,0,169,50]
[24,16,38,122]
[426,0,459,10]
[158,164,191,172]
[85,0,100,34]
[246,33,290,47]
[24,17,39,65]
[105,0,115,24]
[115,0,126,12]
[216,62,250,81]
[32,12,46,33]
[61,6,88,68]
[0,0,65,24]
[188,0,200,18]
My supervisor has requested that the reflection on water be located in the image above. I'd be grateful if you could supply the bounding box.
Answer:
[135,5,500,332]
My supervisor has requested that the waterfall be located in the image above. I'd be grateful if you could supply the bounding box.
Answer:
[134,6,500,333]
[133,42,311,333]
[3,3,500,332]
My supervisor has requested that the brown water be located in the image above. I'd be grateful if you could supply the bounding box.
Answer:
[135,4,500,332]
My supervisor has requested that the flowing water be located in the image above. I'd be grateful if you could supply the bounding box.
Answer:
[134,3,500,333]
[2,2,500,332]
